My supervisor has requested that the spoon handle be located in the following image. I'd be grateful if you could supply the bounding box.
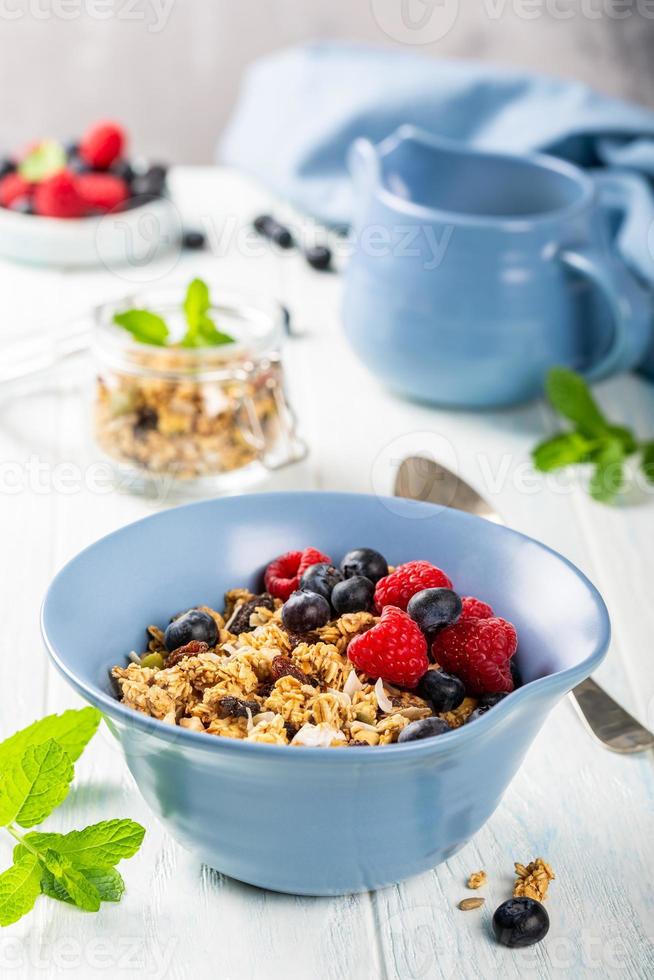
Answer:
[570,679,654,753]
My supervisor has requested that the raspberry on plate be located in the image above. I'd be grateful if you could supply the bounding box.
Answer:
[77,172,129,213]
[348,605,428,688]
[431,617,517,696]
[374,560,453,612]
[33,171,85,218]
[0,172,32,208]
[264,547,331,602]
[79,121,125,170]
[460,596,494,620]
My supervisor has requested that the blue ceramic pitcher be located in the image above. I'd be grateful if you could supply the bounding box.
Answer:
[342,125,652,407]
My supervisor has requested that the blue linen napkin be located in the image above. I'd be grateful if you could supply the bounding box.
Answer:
[220,42,654,374]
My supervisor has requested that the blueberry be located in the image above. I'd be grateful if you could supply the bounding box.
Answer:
[299,563,342,601]
[331,576,375,615]
[467,692,509,723]
[253,214,294,249]
[111,159,135,184]
[397,717,452,743]
[340,548,388,584]
[407,588,462,633]
[281,589,331,634]
[68,155,93,174]
[492,898,549,948]
[9,196,33,215]
[63,140,79,159]
[132,164,167,199]
[416,669,465,713]
[182,229,207,250]
[510,658,522,688]
[0,157,16,179]
[164,609,218,652]
[305,245,332,271]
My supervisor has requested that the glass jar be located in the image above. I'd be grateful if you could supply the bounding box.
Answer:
[92,285,306,492]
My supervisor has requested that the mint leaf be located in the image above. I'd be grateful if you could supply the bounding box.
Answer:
[532,432,595,472]
[18,139,66,182]
[545,368,609,438]
[16,819,145,869]
[589,439,625,503]
[641,441,654,484]
[113,310,169,346]
[181,278,233,348]
[606,424,638,456]
[0,855,42,926]
[0,740,74,829]
[41,865,124,905]
[0,707,101,770]
[43,850,101,912]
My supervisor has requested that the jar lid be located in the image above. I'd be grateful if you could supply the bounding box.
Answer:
[92,284,285,380]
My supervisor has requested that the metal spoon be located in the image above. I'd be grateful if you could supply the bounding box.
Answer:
[394,456,654,754]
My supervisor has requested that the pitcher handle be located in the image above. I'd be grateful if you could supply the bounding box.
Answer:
[558,244,649,382]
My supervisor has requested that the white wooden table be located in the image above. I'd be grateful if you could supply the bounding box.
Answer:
[0,167,653,979]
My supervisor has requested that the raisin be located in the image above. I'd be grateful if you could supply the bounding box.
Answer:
[271,655,309,684]
[133,406,158,438]
[217,696,260,719]
[285,629,320,648]
[284,721,298,740]
[164,640,209,668]
[227,593,275,635]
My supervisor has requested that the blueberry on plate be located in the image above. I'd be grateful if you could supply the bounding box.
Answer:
[510,658,522,688]
[415,668,465,713]
[164,609,218,652]
[331,575,375,615]
[339,548,388,584]
[407,588,462,633]
[0,157,15,179]
[467,691,509,723]
[300,563,342,601]
[9,196,34,215]
[492,898,549,948]
[397,717,451,742]
[305,244,332,271]
[281,589,331,634]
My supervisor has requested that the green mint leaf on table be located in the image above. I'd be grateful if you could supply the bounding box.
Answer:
[641,441,654,484]
[532,367,652,504]
[43,851,101,912]
[545,367,609,438]
[0,706,101,769]
[18,139,66,182]
[41,864,125,906]
[0,855,42,927]
[589,439,626,503]
[113,310,169,346]
[0,740,74,828]
[181,278,234,347]
[0,708,144,925]
[532,431,595,472]
[14,819,145,869]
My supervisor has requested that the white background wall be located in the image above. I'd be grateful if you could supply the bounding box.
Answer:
[0,0,652,163]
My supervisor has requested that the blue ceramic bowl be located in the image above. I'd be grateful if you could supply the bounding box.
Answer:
[42,492,609,895]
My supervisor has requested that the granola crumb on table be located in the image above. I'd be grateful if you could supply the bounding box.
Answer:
[467,870,488,890]
[513,858,556,901]
[111,592,480,746]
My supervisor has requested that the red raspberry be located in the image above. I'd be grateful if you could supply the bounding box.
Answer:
[33,171,85,218]
[460,596,494,620]
[264,547,332,602]
[348,606,428,688]
[431,617,517,696]
[0,173,32,208]
[77,173,129,213]
[374,560,453,612]
[79,121,125,170]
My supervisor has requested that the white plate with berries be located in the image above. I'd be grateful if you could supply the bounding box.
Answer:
[0,121,180,268]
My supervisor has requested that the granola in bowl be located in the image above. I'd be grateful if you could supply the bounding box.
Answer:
[112,545,520,746]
